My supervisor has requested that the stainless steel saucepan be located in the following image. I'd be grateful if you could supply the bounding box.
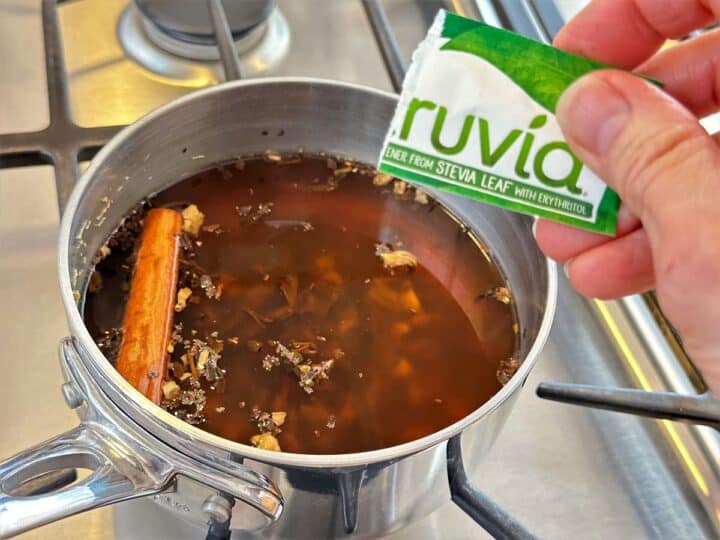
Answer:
[0,79,556,539]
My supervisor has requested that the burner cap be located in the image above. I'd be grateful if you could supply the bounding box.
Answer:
[134,0,276,45]
[117,3,289,81]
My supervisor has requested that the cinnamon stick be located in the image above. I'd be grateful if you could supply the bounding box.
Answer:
[116,208,182,404]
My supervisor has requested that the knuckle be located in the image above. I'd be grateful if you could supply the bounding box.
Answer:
[655,229,718,322]
[611,124,709,213]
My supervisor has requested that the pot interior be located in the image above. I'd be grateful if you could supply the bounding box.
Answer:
[62,79,554,460]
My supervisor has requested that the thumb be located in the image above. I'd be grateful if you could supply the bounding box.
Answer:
[556,70,719,243]
[556,70,720,388]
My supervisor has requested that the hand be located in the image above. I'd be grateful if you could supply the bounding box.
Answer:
[533,0,720,392]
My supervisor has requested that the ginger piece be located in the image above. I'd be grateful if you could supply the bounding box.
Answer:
[250,433,282,452]
[161,380,181,400]
[181,204,205,236]
[116,208,181,404]
[271,412,287,427]
[414,188,429,204]
[379,250,418,270]
[373,173,393,186]
[174,287,192,312]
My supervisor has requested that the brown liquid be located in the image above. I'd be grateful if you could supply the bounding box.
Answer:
[84,156,517,454]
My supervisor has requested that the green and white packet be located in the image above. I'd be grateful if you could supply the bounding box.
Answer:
[378,10,620,235]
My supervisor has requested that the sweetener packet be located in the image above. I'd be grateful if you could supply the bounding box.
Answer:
[378,10,620,235]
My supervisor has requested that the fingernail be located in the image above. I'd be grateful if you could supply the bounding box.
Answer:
[556,73,631,156]
[563,261,571,280]
[531,218,539,239]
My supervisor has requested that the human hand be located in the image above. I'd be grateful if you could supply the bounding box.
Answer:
[533,0,720,392]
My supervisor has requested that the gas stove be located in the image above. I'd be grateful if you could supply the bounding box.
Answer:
[1,1,719,539]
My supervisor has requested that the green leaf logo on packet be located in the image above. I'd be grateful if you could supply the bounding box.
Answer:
[378,10,624,235]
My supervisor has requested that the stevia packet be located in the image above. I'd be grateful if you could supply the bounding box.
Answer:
[379,10,621,235]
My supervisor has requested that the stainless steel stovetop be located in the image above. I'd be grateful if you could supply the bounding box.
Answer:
[1,1,719,538]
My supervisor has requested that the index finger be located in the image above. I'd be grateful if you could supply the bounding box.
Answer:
[555,0,717,68]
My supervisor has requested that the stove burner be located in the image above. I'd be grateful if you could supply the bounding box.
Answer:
[117,3,289,82]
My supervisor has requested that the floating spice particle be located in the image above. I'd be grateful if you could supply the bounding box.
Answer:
[236,205,252,217]
[271,412,287,427]
[175,287,192,312]
[375,245,419,270]
[161,380,181,400]
[235,202,274,224]
[250,433,281,452]
[233,159,245,171]
[244,308,270,327]
[497,356,521,385]
[238,401,246,408]
[97,327,123,360]
[250,409,277,433]
[358,372,363,378]
[88,271,103,292]
[414,188,429,204]
[512,322,520,334]
[199,274,217,299]
[333,165,352,177]
[247,340,262,352]
[316,335,327,342]
[196,348,210,372]
[215,406,226,413]
[433,398,443,404]
[262,354,280,371]
[264,150,282,163]
[393,180,407,196]
[97,244,112,261]
[364,278,371,284]
[291,341,318,356]
[373,173,393,186]
[280,274,299,309]
[227,337,239,345]
[148,370,159,379]
[275,342,304,366]
[326,414,336,429]
[181,204,205,236]
[313,430,320,438]
[476,286,512,304]
[202,223,222,233]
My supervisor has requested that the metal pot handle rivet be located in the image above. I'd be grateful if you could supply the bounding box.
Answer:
[60,381,85,409]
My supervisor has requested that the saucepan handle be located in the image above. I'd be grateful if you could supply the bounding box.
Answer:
[0,338,285,539]
[447,435,538,540]
[0,422,168,539]
[536,382,720,429]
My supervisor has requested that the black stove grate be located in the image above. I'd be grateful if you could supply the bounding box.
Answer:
[0,0,123,211]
